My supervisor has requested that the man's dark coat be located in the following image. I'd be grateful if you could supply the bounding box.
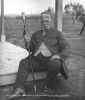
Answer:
[29,28,69,61]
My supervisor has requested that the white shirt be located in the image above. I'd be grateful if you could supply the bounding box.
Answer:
[34,42,52,57]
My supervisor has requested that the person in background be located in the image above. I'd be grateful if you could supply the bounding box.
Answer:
[76,11,85,35]
[79,14,85,35]
[10,10,70,96]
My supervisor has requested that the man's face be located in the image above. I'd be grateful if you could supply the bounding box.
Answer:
[41,14,52,30]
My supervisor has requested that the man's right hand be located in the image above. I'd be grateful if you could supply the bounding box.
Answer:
[24,34,31,42]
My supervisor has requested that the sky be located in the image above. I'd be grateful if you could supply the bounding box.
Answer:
[0,0,85,15]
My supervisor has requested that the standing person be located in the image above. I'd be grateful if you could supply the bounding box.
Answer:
[76,11,85,35]
[79,22,85,35]
[79,14,85,35]
[10,11,70,96]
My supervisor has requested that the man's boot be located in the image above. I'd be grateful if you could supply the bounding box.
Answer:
[8,87,25,99]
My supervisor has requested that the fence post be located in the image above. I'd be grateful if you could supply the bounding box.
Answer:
[1,0,6,42]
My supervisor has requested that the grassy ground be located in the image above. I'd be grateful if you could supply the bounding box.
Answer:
[0,14,83,47]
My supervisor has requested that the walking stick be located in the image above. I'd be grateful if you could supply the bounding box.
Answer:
[22,12,36,92]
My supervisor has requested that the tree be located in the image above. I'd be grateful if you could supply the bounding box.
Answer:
[64,4,69,14]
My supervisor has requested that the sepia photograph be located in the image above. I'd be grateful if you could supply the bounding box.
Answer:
[0,0,85,100]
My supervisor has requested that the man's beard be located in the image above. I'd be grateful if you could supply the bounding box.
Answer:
[43,26,49,30]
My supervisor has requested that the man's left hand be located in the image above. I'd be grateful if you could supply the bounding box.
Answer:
[51,55,60,60]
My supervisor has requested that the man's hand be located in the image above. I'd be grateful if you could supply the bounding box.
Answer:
[51,55,60,60]
[24,34,31,42]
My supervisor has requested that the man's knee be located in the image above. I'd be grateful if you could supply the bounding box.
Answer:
[48,58,62,72]
[19,57,30,69]
[49,58,61,67]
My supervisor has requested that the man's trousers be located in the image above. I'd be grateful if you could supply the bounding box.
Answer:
[15,53,62,89]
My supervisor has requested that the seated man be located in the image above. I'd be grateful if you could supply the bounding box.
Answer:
[11,11,70,96]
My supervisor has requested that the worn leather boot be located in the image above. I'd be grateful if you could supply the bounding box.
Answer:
[43,85,53,93]
[8,87,25,99]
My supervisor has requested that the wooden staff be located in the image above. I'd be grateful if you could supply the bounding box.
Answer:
[22,12,36,92]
